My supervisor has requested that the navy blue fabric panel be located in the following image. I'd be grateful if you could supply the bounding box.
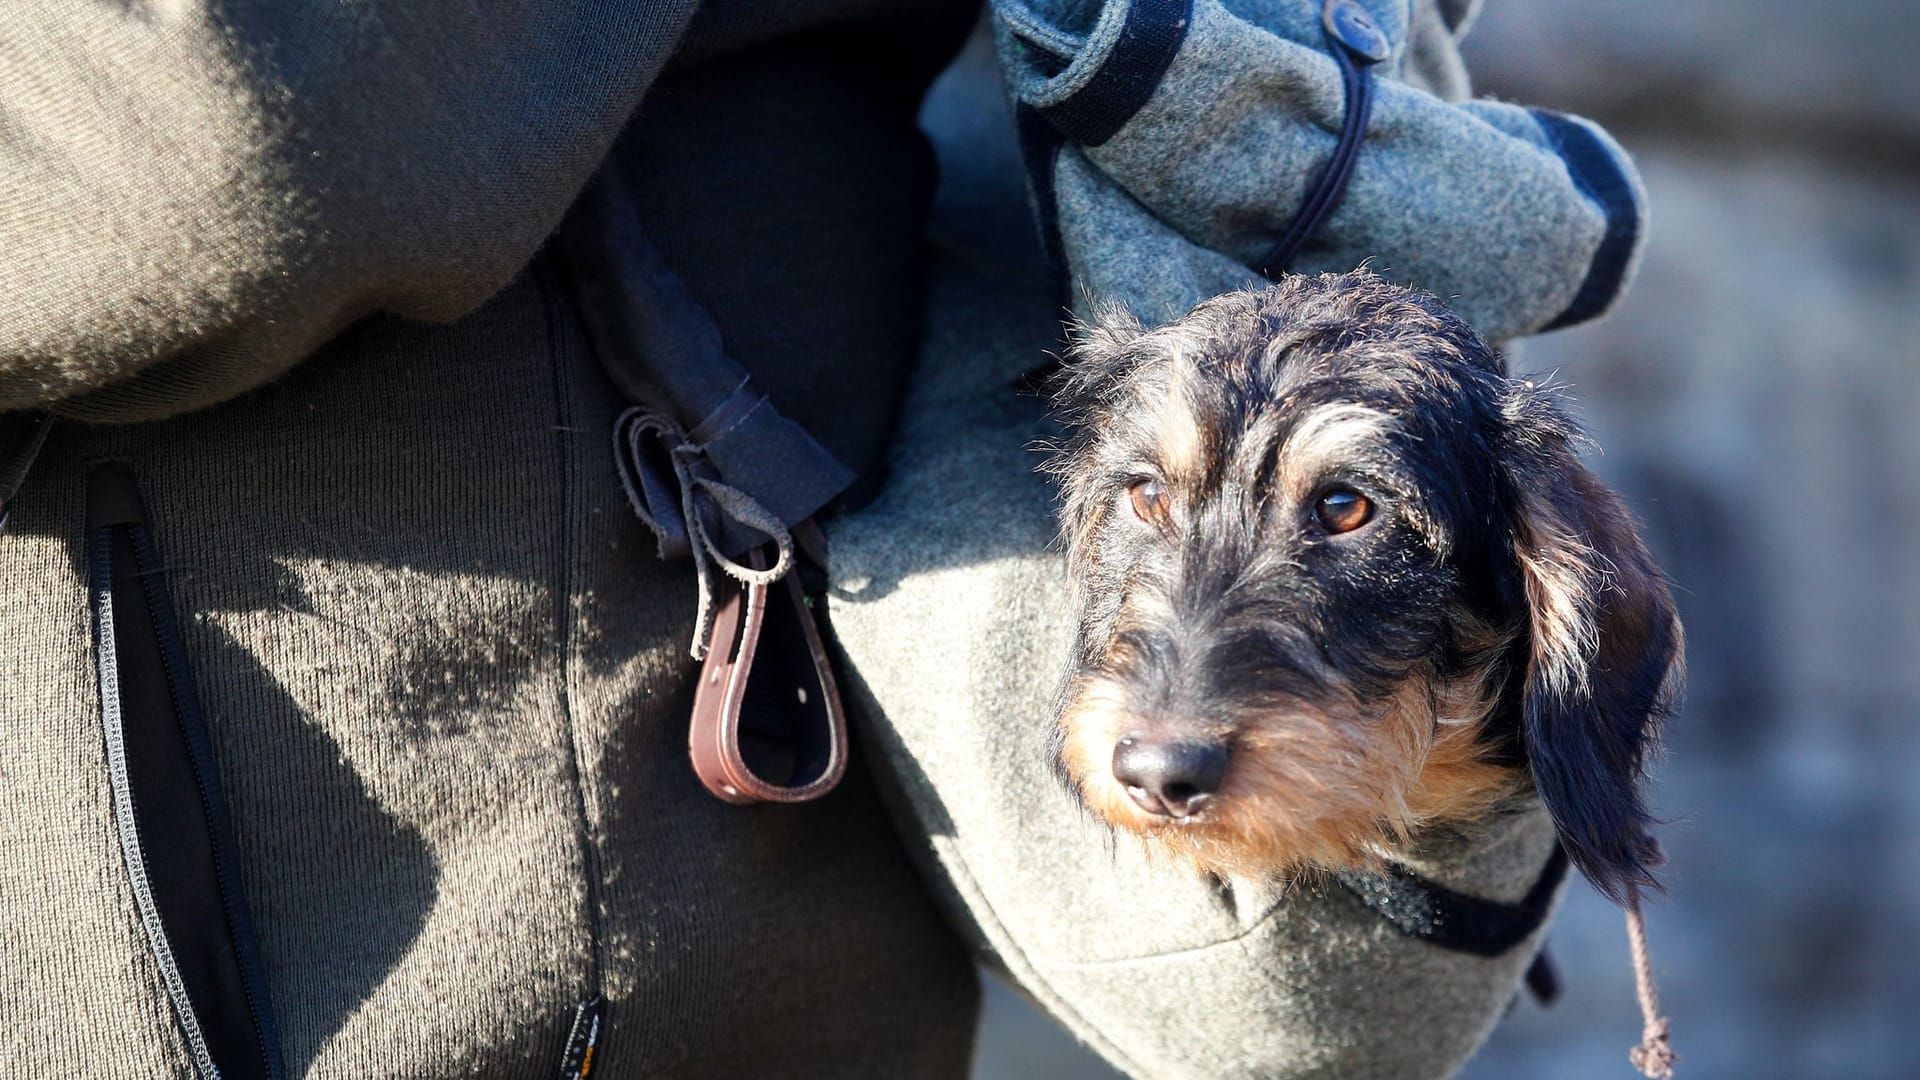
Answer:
[700,399,858,555]
[1035,0,1193,148]
[600,7,974,510]
[1533,109,1641,332]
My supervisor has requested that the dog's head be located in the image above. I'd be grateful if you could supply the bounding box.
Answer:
[1049,272,1680,902]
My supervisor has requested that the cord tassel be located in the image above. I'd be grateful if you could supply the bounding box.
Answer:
[1625,895,1676,1078]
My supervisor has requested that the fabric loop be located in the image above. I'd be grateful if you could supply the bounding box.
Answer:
[688,477,794,587]
[613,404,796,658]
[614,407,694,560]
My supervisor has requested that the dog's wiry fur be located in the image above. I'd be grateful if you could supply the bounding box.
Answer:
[1048,272,1682,902]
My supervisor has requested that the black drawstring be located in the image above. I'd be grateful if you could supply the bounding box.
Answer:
[1258,0,1391,276]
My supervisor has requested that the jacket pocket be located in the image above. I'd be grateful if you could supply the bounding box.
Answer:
[87,462,286,1080]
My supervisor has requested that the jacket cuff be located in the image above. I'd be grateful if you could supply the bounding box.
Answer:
[995,0,1195,148]
[1531,108,1648,331]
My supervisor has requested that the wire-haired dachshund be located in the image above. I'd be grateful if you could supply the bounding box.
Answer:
[1048,271,1682,905]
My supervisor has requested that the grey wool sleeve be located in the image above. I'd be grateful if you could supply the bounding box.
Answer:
[993,0,1647,340]
[0,0,700,421]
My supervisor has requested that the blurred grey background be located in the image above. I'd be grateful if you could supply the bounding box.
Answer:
[939,2,1920,1077]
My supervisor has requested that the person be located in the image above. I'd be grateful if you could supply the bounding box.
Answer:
[0,1,1646,1076]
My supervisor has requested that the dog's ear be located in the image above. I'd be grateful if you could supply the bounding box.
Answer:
[1501,383,1683,903]
[1052,300,1149,415]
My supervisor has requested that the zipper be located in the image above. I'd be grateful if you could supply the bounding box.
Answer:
[88,462,286,1080]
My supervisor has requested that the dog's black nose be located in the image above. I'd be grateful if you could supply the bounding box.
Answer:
[1112,736,1228,818]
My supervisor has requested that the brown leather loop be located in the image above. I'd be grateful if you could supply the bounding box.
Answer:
[687,544,848,804]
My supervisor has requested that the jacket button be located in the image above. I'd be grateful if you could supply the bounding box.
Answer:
[1323,0,1393,64]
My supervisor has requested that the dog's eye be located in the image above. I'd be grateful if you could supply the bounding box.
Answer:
[1127,479,1171,526]
[1313,488,1374,534]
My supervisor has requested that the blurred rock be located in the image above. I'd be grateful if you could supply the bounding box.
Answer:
[1461,1,1920,163]
[1460,3,1920,1077]
[974,976,1125,1080]
[1463,139,1920,1080]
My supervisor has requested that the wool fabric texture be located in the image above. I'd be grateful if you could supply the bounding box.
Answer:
[0,0,698,420]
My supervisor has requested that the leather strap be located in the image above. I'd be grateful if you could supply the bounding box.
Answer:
[612,401,795,660]
[687,532,848,804]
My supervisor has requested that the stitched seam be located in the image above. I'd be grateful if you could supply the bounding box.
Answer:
[1032,847,1568,970]
[538,260,610,995]
[1026,887,1304,970]
[927,839,1151,1077]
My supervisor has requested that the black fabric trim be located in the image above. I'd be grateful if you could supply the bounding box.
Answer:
[1015,104,1072,311]
[1533,109,1641,332]
[1335,844,1569,958]
[89,463,286,1080]
[1032,0,1192,148]
[0,410,52,531]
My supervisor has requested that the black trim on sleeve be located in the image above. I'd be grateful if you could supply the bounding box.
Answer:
[1032,0,1193,148]
[1533,109,1642,332]
[1015,104,1072,310]
[1335,843,1569,958]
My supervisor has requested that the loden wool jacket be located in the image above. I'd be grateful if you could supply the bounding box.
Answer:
[0,1,1644,1076]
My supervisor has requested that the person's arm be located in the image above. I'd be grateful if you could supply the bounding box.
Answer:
[0,0,699,420]
[991,0,1645,342]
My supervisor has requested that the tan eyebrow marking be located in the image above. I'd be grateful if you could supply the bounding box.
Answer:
[1153,375,1204,485]
[1274,403,1399,498]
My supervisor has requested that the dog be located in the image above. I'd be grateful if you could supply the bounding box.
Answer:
[1047,271,1682,905]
